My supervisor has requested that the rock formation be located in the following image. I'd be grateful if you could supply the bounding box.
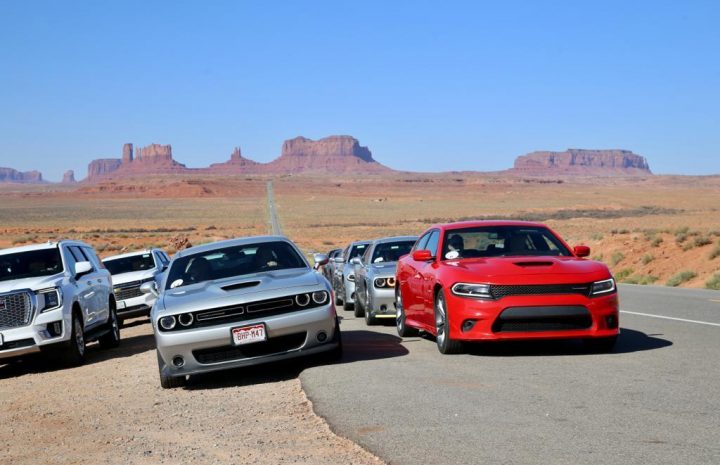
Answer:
[62,170,77,183]
[136,144,174,163]
[0,167,43,183]
[86,143,186,181]
[511,149,651,176]
[122,143,133,163]
[208,146,260,172]
[266,136,389,174]
[87,159,123,179]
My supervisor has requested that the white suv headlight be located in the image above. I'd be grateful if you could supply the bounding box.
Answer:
[37,287,63,312]
[451,283,492,299]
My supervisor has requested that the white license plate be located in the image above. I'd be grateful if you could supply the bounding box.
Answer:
[231,324,267,346]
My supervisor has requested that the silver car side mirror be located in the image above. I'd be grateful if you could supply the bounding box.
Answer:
[350,257,362,265]
[313,253,329,267]
[140,281,159,297]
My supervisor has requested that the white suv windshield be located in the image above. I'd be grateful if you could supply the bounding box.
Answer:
[104,253,156,275]
[0,248,64,282]
[165,241,306,290]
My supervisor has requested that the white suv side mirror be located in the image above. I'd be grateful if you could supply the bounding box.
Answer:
[74,261,93,278]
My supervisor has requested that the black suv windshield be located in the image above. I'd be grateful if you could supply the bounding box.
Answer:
[370,240,415,264]
[0,248,64,282]
[441,226,571,260]
[166,241,306,290]
[104,253,156,275]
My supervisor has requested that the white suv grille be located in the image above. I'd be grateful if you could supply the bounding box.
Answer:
[0,292,34,330]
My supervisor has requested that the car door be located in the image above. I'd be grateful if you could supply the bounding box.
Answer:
[357,245,373,307]
[417,230,441,328]
[402,232,432,325]
[67,246,98,327]
[82,246,112,324]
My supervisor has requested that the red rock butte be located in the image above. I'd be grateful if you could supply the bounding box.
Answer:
[0,167,43,183]
[511,149,651,176]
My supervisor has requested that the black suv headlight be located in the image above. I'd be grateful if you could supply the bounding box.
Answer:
[451,282,492,299]
[591,278,616,296]
[37,288,63,312]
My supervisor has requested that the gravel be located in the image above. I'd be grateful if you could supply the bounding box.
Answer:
[0,319,382,465]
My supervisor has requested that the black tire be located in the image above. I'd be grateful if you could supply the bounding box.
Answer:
[60,312,86,366]
[434,290,463,354]
[353,290,365,317]
[363,290,377,325]
[396,288,418,337]
[98,303,120,349]
[584,335,618,353]
[157,350,187,389]
[335,294,343,306]
[343,295,354,312]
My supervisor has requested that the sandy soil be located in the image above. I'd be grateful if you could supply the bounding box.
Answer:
[0,319,382,465]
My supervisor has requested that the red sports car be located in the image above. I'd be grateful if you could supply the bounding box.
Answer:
[395,221,619,354]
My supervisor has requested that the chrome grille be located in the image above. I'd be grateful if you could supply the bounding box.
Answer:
[0,292,34,330]
[489,283,592,299]
[114,281,144,301]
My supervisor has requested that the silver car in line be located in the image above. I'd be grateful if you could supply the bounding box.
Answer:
[145,236,342,389]
[333,241,371,311]
[351,236,418,324]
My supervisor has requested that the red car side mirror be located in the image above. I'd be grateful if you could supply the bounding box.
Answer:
[573,245,590,258]
[412,250,433,261]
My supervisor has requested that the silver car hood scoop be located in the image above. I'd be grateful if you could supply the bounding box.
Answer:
[221,280,261,292]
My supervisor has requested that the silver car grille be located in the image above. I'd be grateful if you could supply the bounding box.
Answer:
[0,292,34,330]
[114,280,144,301]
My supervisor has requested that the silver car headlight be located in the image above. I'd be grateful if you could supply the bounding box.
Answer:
[591,278,616,296]
[312,291,329,304]
[451,282,492,299]
[37,287,63,312]
[347,274,355,282]
[374,277,396,289]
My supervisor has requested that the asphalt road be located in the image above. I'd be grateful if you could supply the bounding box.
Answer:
[267,180,282,235]
[301,284,720,465]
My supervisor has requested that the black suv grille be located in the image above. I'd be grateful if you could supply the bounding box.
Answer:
[193,332,307,364]
[0,292,34,330]
[114,280,144,301]
[490,283,592,300]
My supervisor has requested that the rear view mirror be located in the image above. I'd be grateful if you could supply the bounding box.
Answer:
[573,245,591,258]
[74,261,93,279]
[412,250,433,261]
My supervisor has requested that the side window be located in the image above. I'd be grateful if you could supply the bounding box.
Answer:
[69,246,86,264]
[82,247,102,269]
[415,233,431,251]
[63,246,78,270]
[362,246,372,264]
[426,230,440,257]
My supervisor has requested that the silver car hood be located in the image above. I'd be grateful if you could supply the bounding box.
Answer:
[368,262,398,277]
[160,268,323,314]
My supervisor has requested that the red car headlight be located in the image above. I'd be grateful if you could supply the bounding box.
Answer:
[591,278,616,296]
[451,282,492,299]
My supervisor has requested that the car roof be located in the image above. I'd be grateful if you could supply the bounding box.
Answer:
[103,249,158,262]
[173,235,294,259]
[0,240,88,257]
[428,220,549,231]
[372,235,419,245]
[348,240,372,247]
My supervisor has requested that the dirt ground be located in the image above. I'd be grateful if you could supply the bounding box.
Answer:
[0,318,382,465]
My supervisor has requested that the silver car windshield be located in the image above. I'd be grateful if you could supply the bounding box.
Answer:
[0,248,64,282]
[165,241,306,290]
[104,253,155,275]
[370,240,415,264]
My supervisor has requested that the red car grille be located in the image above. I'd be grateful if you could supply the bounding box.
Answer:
[489,283,592,300]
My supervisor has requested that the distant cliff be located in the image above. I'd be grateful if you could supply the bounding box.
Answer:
[511,149,651,176]
[0,167,43,183]
[86,143,187,181]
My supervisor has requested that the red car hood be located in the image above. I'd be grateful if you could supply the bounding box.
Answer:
[441,256,610,284]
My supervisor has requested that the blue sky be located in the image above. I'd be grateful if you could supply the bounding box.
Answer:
[1,1,718,181]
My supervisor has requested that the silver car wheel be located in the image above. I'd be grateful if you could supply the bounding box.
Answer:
[435,294,447,346]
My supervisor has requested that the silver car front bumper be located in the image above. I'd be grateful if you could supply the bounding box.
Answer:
[155,304,338,377]
[366,287,397,318]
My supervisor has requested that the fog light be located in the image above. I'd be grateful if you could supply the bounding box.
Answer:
[159,316,176,331]
[605,315,618,329]
[461,319,477,332]
[46,321,63,337]
[172,356,185,367]
[178,313,194,327]
[380,305,387,312]
[317,331,328,342]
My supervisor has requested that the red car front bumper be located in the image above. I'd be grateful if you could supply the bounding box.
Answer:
[445,291,619,341]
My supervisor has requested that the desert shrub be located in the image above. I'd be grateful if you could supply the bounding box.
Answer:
[666,271,697,287]
[641,254,655,265]
[611,252,625,266]
[205,225,217,230]
[624,274,659,285]
[615,268,634,281]
[709,243,720,260]
[651,237,663,248]
[675,232,688,244]
[682,241,695,251]
[706,273,720,290]
[675,226,689,235]
[95,243,108,252]
[710,229,720,237]
[591,233,604,241]
[322,240,335,246]
[611,229,630,235]
[693,236,712,247]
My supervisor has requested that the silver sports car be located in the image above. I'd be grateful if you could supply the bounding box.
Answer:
[145,236,342,388]
[352,236,418,324]
[333,240,371,311]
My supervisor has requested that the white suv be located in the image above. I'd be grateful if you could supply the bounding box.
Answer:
[0,240,120,366]
[103,249,170,324]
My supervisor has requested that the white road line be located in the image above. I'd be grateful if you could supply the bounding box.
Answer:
[621,310,720,327]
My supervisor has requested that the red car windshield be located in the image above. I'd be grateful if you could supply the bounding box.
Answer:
[441,226,571,260]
